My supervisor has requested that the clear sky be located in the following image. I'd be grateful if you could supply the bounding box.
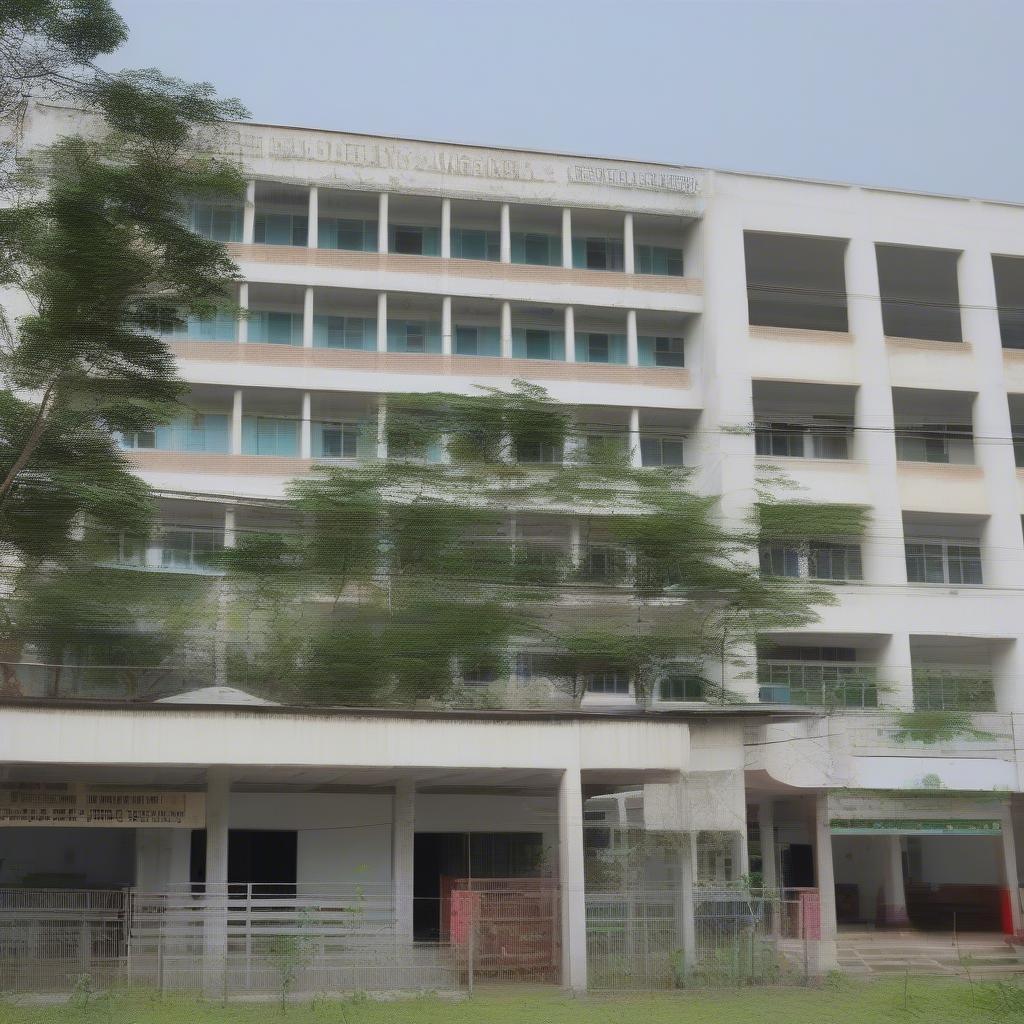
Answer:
[102,0,1022,201]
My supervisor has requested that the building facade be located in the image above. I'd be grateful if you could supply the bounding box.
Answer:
[2,102,1024,991]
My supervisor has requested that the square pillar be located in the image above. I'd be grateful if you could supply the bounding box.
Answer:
[377,192,389,254]
[623,213,635,274]
[242,179,256,244]
[878,834,909,927]
[500,203,512,263]
[230,389,243,455]
[564,306,576,363]
[237,282,248,345]
[300,392,312,460]
[307,186,318,248]
[812,793,838,972]
[440,198,451,259]
[376,395,388,460]
[302,286,314,348]
[392,780,415,941]
[561,208,573,269]
[760,801,778,892]
[1001,805,1023,936]
[675,831,696,973]
[203,767,231,977]
[377,293,388,353]
[441,296,453,355]
[628,408,642,469]
[558,764,587,992]
[500,301,512,359]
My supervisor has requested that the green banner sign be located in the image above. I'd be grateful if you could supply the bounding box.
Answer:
[830,818,1002,837]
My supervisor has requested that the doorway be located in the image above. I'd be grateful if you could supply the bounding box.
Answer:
[189,829,297,895]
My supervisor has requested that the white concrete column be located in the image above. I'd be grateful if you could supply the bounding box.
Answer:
[377,192,389,253]
[302,286,314,348]
[1000,805,1023,936]
[377,293,388,353]
[564,306,576,363]
[623,212,635,274]
[845,225,914,709]
[500,301,512,358]
[242,179,256,244]
[626,309,639,366]
[676,831,697,972]
[878,835,909,927]
[307,185,318,248]
[500,203,512,264]
[203,768,231,975]
[561,208,573,269]
[760,801,778,893]
[214,509,236,688]
[441,296,453,356]
[440,198,451,259]
[558,763,587,992]
[629,407,642,469]
[231,389,243,455]
[223,506,236,549]
[569,519,583,568]
[376,395,388,460]
[300,392,312,460]
[392,780,415,941]
[813,793,838,972]
[237,282,248,345]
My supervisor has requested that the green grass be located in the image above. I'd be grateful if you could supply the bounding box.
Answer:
[2,977,1024,1024]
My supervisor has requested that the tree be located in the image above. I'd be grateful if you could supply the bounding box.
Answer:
[218,382,865,709]
[0,0,247,692]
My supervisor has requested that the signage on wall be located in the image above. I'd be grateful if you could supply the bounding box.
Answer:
[830,818,1002,837]
[0,783,205,828]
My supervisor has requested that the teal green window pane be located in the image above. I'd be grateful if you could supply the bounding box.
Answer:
[388,320,442,353]
[514,329,564,361]
[321,218,375,252]
[315,423,359,459]
[392,225,428,255]
[242,416,298,456]
[579,333,626,364]
[456,325,500,356]
[254,213,307,246]
[423,227,440,256]
[638,335,684,367]
[452,228,499,261]
[512,232,559,266]
[313,315,374,350]
[250,310,301,345]
[571,238,585,268]
[635,244,683,276]
[165,414,228,453]
[190,202,242,242]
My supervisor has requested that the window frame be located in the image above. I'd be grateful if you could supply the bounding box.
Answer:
[905,537,983,585]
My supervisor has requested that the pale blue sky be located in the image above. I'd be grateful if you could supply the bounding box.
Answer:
[103,0,1021,201]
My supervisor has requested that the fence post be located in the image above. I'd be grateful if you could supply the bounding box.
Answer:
[157,924,164,996]
[245,883,252,989]
[467,899,475,998]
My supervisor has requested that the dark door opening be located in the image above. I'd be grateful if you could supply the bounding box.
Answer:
[190,829,297,895]
[413,832,544,941]
[781,843,815,889]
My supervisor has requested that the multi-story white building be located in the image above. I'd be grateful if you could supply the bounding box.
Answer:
[2,102,1024,991]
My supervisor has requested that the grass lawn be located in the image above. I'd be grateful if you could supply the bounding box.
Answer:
[2,977,1024,1024]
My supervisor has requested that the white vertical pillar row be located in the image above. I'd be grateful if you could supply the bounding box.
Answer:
[878,835,909,927]
[302,286,314,348]
[813,793,838,972]
[500,203,512,264]
[377,293,388,353]
[1000,803,1023,936]
[760,801,778,893]
[300,392,312,460]
[623,212,635,274]
[845,223,913,709]
[629,407,643,469]
[376,395,388,460]
[307,185,318,248]
[377,192,389,254]
[441,296,453,356]
[237,282,248,345]
[564,306,576,363]
[558,761,588,992]
[959,247,1024,710]
[500,301,512,359]
[231,389,243,455]
[440,198,451,259]
[392,780,415,941]
[561,208,573,269]
[242,179,256,244]
[626,309,639,366]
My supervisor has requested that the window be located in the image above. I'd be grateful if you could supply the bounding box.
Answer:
[404,322,425,352]
[640,436,685,467]
[580,543,623,581]
[319,218,376,252]
[120,428,157,450]
[314,315,371,350]
[516,440,561,464]
[755,421,850,459]
[584,434,627,464]
[581,237,624,271]
[759,542,801,578]
[249,310,302,346]
[758,658,877,708]
[525,329,552,360]
[160,528,222,571]
[755,423,806,458]
[905,540,983,585]
[652,336,685,367]
[461,660,500,686]
[455,326,479,355]
[524,233,553,265]
[584,333,609,363]
[895,425,972,464]
[244,416,299,457]
[451,228,499,261]
[660,673,704,701]
[319,424,358,459]
[807,542,863,581]
[635,244,684,277]
[912,667,996,712]
[586,669,630,695]
[254,213,307,246]
[189,202,242,242]
[393,226,424,255]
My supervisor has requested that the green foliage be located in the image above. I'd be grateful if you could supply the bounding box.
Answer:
[892,710,997,745]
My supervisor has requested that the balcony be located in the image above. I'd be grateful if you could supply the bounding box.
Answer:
[757,660,878,708]
[877,243,963,344]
